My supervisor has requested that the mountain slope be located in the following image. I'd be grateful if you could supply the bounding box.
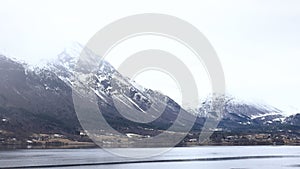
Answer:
[0,50,299,145]
[48,46,204,135]
[0,55,81,140]
[195,94,287,132]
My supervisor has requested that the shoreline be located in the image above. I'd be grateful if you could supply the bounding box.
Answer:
[1,143,299,150]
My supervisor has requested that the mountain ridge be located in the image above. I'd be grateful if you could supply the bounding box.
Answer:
[0,51,299,146]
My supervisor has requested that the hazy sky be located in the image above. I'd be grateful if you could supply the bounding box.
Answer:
[0,0,300,114]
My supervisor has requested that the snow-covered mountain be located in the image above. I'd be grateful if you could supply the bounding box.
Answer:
[47,45,202,134]
[0,46,299,141]
[50,45,296,119]
[194,94,287,130]
[46,45,295,131]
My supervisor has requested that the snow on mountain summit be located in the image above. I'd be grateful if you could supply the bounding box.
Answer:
[38,43,292,128]
[196,94,285,125]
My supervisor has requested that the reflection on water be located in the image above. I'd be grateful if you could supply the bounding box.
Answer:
[0,146,300,169]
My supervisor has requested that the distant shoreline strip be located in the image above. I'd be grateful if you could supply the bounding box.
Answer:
[2,155,300,169]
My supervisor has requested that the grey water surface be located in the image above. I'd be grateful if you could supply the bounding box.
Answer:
[1,146,300,169]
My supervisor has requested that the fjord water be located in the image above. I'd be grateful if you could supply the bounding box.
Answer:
[1,146,300,169]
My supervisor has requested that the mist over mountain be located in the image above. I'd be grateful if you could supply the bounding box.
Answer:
[0,47,299,145]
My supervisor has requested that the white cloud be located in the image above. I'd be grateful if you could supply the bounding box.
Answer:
[0,0,300,113]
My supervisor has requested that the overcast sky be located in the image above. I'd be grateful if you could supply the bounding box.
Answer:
[0,0,300,114]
